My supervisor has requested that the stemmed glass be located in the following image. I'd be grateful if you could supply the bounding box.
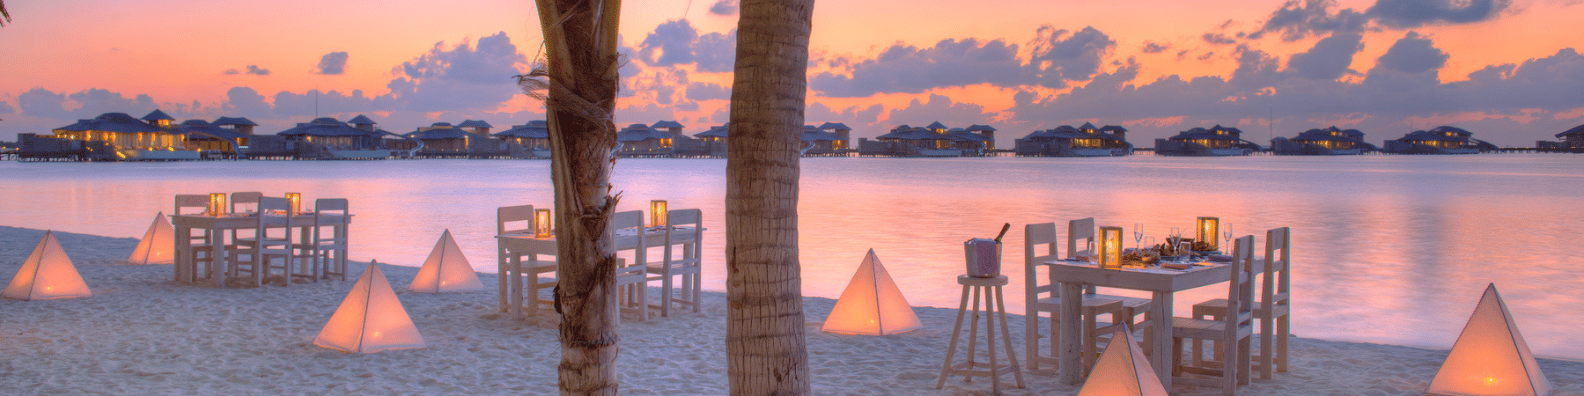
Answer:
[1222,223,1234,252]
[1168,227,1183,253]
[1133,223,1144,249]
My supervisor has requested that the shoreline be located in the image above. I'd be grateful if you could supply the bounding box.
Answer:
[3,226,1581,395]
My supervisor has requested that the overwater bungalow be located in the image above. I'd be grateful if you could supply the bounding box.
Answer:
[1014,122,1131,157]
[818,122,855,150]
[695,124,729,157]
[178,120,247,158]
[800,125,846,156]
[1270,126,1378,155]
[38,111,196,160]
[1155,124,1259,156]
[1538,124,1584,153]
[494,120,551,158]
[273,116,412,159]
[616,123,677,157]
[859,121,994,157]
[1383,126,1496,154]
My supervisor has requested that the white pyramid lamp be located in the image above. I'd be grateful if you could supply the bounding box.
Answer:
[314,261,426,353]
[1077,324,1169,396]
[127,212,176,265]
[1426,284,1552,396]
[4,231,93,300]
[822,249,922,335]
[409,229,484,292]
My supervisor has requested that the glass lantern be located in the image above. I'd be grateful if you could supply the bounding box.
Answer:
[208,193,227,216]
[1197,216,1219,251]
[1099,226,1124,269]
[285,192,302,214]
[534,209,553,238]
[650,200,668,227]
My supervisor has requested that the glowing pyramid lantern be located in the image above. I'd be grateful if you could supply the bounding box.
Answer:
[821,249,922,335]
[1077,324,1168,396]
[408,229,483,293]
[4,231,93,300]
[1426,283,1552,396]
[127,212,176,265]
[314,261,426,353]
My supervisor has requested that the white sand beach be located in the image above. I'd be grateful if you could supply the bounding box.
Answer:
[3,225,1581,395]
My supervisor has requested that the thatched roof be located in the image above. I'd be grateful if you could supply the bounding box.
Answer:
[1078,122,1098,131]
[617,124,672,142]
[212,116,259,127]
[694,125,729,138]
[346,115,377,125]
[55,113,166,134]
[1168,126,1241,141]
[1292,126,1366,143]
[966,124,996,132]
[141,109,174,122]
[925,121,948,130]
[457,120,493,129]
[1099,125,1127,134]
[818,122,851,130]
[1557,124,1584,138]
[277,117,378,138]
[1020,124,1123,141]
[495,121,549,139]
[180,120,246,140]
[408,126,472,140]
[877,126,944,140]
[651,120,684,129]
[1395,126,1474,142]
[801,128,843,142]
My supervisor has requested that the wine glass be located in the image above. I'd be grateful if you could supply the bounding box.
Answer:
[1222,223,1234,252]
[1133,223,1144,249]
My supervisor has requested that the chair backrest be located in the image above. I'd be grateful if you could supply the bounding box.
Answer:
[1025,222,1060,304]
[610,210,643,232]
[1223,235,1257,331]
[174,194,208,215]
[1067,217,1095,259]
[498,205,535,235]
[1263,227,1291,312]
[256,197,294,238]
[315,198,349,225]
[665,209,704,263]
[231,191,263,213]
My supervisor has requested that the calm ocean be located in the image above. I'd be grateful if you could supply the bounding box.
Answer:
[3,154,1582,359]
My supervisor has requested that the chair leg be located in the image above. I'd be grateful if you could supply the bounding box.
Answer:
[661,270,673,317]
[1260,314,1274,379]
[1277,314,1290,373]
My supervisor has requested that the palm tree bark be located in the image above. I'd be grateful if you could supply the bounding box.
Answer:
[725,0,816,394]
[2,0,12,27]
[527,0,623,395]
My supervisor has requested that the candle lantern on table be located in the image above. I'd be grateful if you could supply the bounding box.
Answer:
[650,200,668,227]
[1099,226,1124,269]
[285,192,302,214]
[208,193,227,216]
[1197,216,1219,251]
[534,209,553,238]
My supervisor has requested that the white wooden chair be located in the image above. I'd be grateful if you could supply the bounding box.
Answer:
[1068,218,1153,342]
[310,198,350,281]
[645,208,703,317]
[174,194,216,279]
[1023,222,1127,376]
[611,210,649,322]
[498,204,558,318]
[230,191,263,213]
[1172,235,1255,395]
[1192,227,1291,378]
[227,197,302,287]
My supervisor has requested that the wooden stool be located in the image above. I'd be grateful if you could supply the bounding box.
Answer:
[937,274,1024,394]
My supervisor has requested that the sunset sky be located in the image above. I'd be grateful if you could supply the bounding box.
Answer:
[2,0,1582,147]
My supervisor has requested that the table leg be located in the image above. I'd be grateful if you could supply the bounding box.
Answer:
[214,229,230,288]
[1058,281,1084,385]
[175,225,192,284]
[510,253,523,319]
[1152,290,1174,390]
[498,243,509,313]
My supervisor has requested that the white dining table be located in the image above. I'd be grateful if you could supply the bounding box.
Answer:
[171,212,333,287]
[1044,259,1232,389]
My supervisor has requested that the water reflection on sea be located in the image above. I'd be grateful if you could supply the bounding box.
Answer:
[2,154,1582,359]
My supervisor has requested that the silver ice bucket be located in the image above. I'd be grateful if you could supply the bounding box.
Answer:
[964,238,1002,278]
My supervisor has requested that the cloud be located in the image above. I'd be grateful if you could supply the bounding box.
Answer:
[1141,41,1171,54]
[811,38,1026,97]
[387,32,528,112]
[686,82,731,101]
[17,88,69,119]
[708,0,739,16]
[223,65,271,76]
[1366,0,1510,28]
[222,86,272,116]
[635,20,736,73]
[807,102,883,127]
[70,88,158,116]
[1026,26,1116,87]
[1202,33,1239,45]
[1285,32,1364,80]
[1250,0,1370,41]
[884,94,998,127]
[315,51,349,75]
[271,89,394,117]
[0,100,12,114]
[1372,31,1448,75]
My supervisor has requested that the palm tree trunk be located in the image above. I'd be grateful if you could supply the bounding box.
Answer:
[528,0,623,395]
[725,0,816,394]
